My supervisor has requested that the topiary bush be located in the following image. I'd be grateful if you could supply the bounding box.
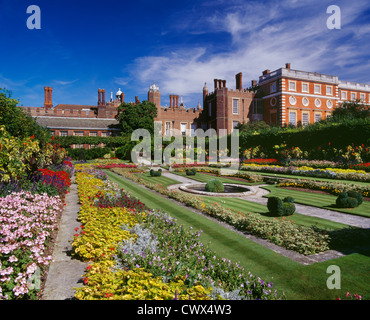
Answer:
[150,169,162,177]
[205,179,224,193]
[267,196,296,216]
[336,191,361,208]
[347,191,363,206]
[186,168,196,176]
[267,197,284,216]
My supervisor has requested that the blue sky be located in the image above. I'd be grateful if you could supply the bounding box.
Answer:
[1,0,370,109]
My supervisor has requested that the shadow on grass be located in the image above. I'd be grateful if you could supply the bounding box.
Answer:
[314,226,370,257]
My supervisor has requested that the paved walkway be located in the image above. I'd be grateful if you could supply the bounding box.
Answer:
[163,171,370,229]
[42,178,88,300]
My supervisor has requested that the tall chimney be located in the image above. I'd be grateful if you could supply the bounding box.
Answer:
[214,79,218,90]
[98,89,102,106]
[236,72,243,90]
[120,92,125,103]
[102,89,106,106]
[44,87,53,110]
[170,95,173,108]
[286,63,291,69]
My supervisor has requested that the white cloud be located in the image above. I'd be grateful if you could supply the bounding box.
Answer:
[125,0,370,107]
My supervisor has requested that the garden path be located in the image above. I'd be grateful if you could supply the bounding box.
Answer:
[41,177,88,300]
[162,171,370,229]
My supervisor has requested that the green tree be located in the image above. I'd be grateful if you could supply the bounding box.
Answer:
[332,100,370,121]
[115,100,158,136]
[0,88,50,144]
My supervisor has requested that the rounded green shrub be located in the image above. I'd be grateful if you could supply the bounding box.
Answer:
[205,179,224,193]
[150,169,162,177]
[347,191,363,206]
[283,202,296,216]
[267,197,284,216]
[336,192,360,208]
[268,196,295,216]
[283,196,295,203]
[186,168,196,176]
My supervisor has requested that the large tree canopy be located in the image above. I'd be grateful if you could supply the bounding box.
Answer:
[0,88,50,144]
[115,100,158,136]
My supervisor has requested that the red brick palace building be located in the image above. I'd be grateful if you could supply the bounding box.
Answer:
[21,63,370,140]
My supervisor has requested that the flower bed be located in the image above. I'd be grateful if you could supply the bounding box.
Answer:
[72,167,282,300]
[277,179,370,198]
[0,192,63,300]
[240,164,370,182]
[95,163,138,170]
[111,168,330,256]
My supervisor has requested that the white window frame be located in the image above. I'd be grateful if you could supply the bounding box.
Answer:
[59,131,68,137]
[314,112,322,123]
[360,93,365,101]
[165,122,171,136]
[351,92,356,100]
[288,80,296,91]
[232,99,239,114]
[315,98,322,108]
[302,111,310,126]
[341,91,347,100]
[73,131,84,137]
[326,86,333,96]
[301,82,309,93]
[180,122,187,136]
[314,84,321,94]
[289,110,297,126]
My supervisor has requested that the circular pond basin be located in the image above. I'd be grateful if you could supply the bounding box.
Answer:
[179,183,257,197]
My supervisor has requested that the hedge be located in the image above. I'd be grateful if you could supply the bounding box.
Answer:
[239,118,370,151]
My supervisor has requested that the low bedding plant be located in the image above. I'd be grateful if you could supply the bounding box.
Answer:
[0,157,73,300]
[0,192,63,300]
[72,165,282,300]
[277,179,370,198]
[110,167,330,255]
[240,163,370,182]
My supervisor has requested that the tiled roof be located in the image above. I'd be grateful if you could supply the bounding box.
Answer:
[35,116,120,130]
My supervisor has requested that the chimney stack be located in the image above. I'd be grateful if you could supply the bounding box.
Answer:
[98,89,102,106]
[44,87,53,110]
[102,89,106,106]
[262,70,270,76]
[236,72,243,90]
[285,63,291,69]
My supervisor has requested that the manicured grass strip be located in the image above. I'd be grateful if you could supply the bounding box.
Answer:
[200,197,349,231]
[263,185,370,218]
[105,169,370,300]
[134,172,179,187]
[172,171,260,185]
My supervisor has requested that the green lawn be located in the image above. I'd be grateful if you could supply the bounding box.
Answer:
[105,169,370,300]
[173,171,260,185]
[135,172,180,187]
[263,185,370,218]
